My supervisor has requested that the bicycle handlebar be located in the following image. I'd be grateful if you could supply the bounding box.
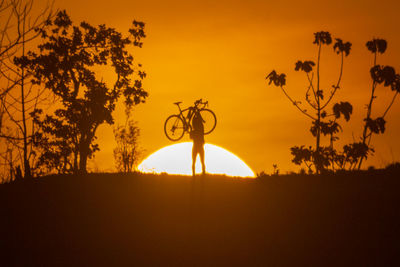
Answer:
[173,99,209,111]
[194,99,208,107]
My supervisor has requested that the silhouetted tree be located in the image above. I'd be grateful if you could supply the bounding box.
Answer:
[355,39,400,169]
[113,117,142,173]
[267,31,353,173]
[15,10,147,174]
[30,108,78,175]
[0,0,54,180]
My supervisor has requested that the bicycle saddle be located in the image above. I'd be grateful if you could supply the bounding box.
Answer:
[174,101,182,105]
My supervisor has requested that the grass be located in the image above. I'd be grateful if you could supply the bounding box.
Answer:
[1,168,400,266]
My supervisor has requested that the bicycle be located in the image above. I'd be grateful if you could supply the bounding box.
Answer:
[164,99,217,141]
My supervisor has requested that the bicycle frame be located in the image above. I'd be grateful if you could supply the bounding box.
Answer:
[176,106,191,131]
[165,99,215,141]
[174,100,208,132]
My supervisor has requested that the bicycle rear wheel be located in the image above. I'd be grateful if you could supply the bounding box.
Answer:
[199,109,217,135]
[164,115,185,141]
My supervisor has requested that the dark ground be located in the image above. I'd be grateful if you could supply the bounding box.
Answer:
[1,168,400,266]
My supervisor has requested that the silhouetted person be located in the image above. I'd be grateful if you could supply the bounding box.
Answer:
[190,111,205,176]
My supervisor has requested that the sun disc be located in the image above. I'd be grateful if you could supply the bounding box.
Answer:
[138,142,255,177]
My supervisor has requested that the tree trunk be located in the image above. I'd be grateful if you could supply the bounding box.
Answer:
[78,131,95,174]
[21,10,31,179]
[73,149,79,174]
[79,148,88,174]
[78,136,90,174]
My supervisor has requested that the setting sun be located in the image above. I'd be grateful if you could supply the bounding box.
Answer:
[138,142,255,177]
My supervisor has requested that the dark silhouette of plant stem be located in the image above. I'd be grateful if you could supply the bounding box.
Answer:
[113,110,143,173]
[357,39,400,170]
[267,31,352,173]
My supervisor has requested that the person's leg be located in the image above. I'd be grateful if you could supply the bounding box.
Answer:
[199,144,205,175]
[192,145,197,176]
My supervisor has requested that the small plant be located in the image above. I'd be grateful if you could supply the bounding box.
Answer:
[267,31,353,173]
[256,171,267,178]
[299,168,306,175]
[386,162,400,171]
[354,39,400,169]
[267,32,400,172]
[272,164,279,175]
[113,119,143,173]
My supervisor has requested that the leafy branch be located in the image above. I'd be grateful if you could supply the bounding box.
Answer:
[266,31,353,173]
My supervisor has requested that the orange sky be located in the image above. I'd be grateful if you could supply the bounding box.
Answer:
[49,0,400,173]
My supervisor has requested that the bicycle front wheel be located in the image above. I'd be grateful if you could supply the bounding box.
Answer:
[199,109,217,135]
[164,115,185,141]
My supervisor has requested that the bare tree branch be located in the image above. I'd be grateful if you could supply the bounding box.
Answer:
[1,0,56,180]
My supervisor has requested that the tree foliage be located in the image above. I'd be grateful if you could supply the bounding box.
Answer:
[366,39,387,54]
[15,10,147,174]
[332,101,352,121]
